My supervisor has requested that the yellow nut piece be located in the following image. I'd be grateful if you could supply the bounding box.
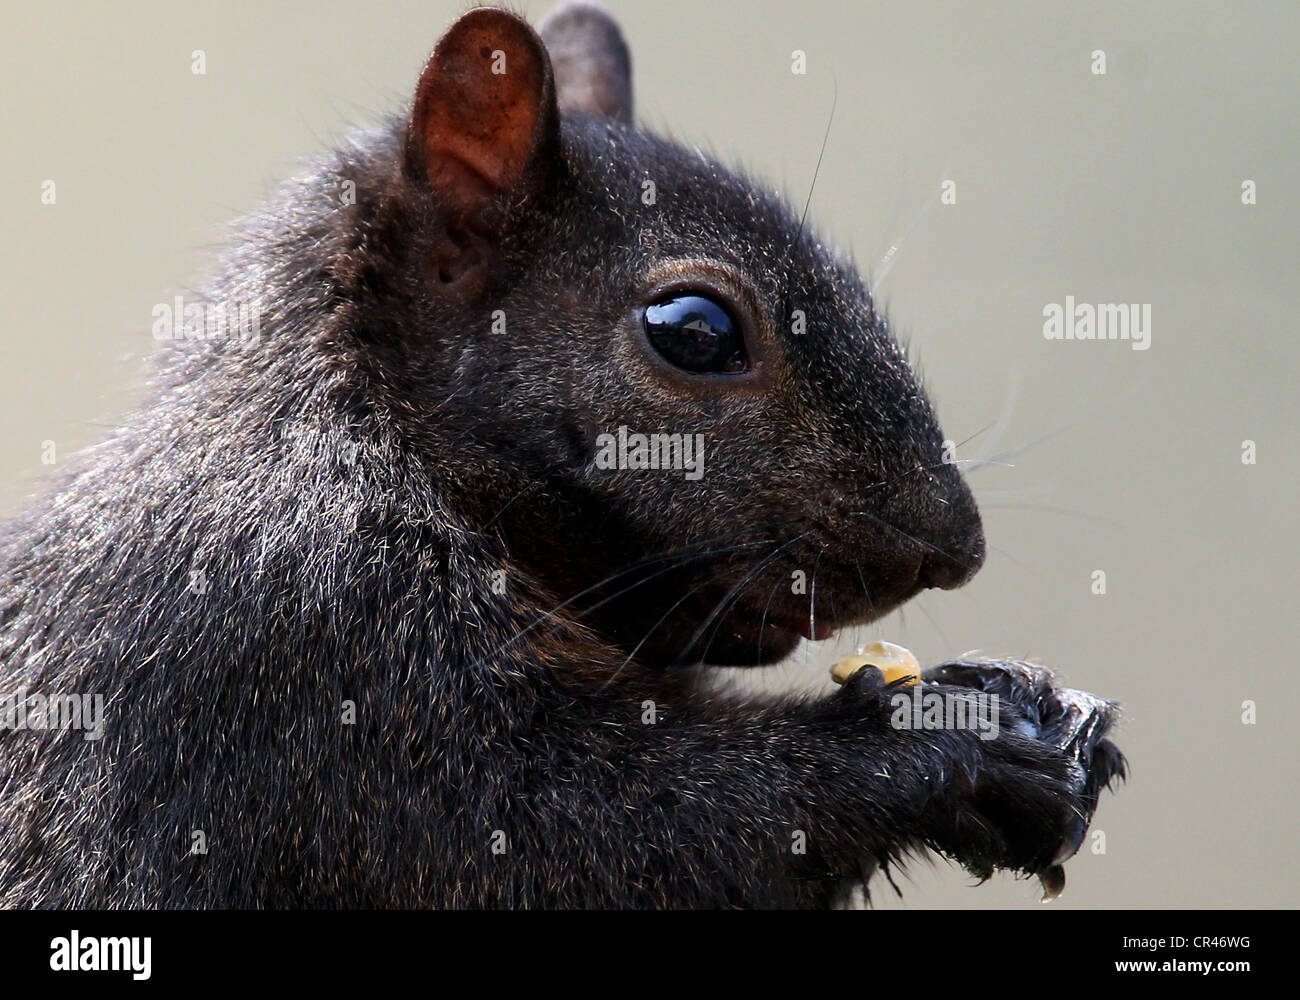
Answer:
[830,641,922,687]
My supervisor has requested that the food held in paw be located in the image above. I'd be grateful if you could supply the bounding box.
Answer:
[830,640,921,687]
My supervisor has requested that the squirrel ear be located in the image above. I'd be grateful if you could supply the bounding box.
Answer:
[405,7,559,222]
[539,2,633,123]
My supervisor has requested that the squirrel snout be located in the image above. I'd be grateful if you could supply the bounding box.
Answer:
[835,468,986,597]
[914,477,986,591]
[917,524,985,590]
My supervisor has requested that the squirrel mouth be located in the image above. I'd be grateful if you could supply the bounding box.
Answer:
[795,618,838,642]
[724,579,926,655]
[769,600,907,644]
[592,556,931,667]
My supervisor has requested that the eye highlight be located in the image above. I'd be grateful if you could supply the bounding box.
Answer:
[642,294,747,374]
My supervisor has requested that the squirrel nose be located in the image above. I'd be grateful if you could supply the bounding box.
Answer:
[916,518,985,590]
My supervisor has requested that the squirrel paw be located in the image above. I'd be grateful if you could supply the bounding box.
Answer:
[920,658,1127,897]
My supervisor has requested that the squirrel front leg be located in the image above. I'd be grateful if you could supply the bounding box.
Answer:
[512,666,1124,908]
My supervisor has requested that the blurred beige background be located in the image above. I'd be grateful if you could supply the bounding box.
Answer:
[2,1,1296,908]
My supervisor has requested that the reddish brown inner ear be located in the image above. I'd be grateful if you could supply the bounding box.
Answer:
[410,10,554,217]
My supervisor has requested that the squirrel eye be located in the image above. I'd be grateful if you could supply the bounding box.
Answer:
[643,294,747,374]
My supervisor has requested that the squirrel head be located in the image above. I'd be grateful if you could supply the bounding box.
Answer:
[361,3,984,667]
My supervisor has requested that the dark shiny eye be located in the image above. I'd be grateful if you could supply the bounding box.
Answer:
[643,294,747,374]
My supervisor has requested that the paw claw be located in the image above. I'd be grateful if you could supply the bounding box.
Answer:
[1039,864,1066,902]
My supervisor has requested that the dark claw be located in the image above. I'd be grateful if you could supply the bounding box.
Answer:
[1039,864,1066,902]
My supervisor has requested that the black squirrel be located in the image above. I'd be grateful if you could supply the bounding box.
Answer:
[0,3,1124,908]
